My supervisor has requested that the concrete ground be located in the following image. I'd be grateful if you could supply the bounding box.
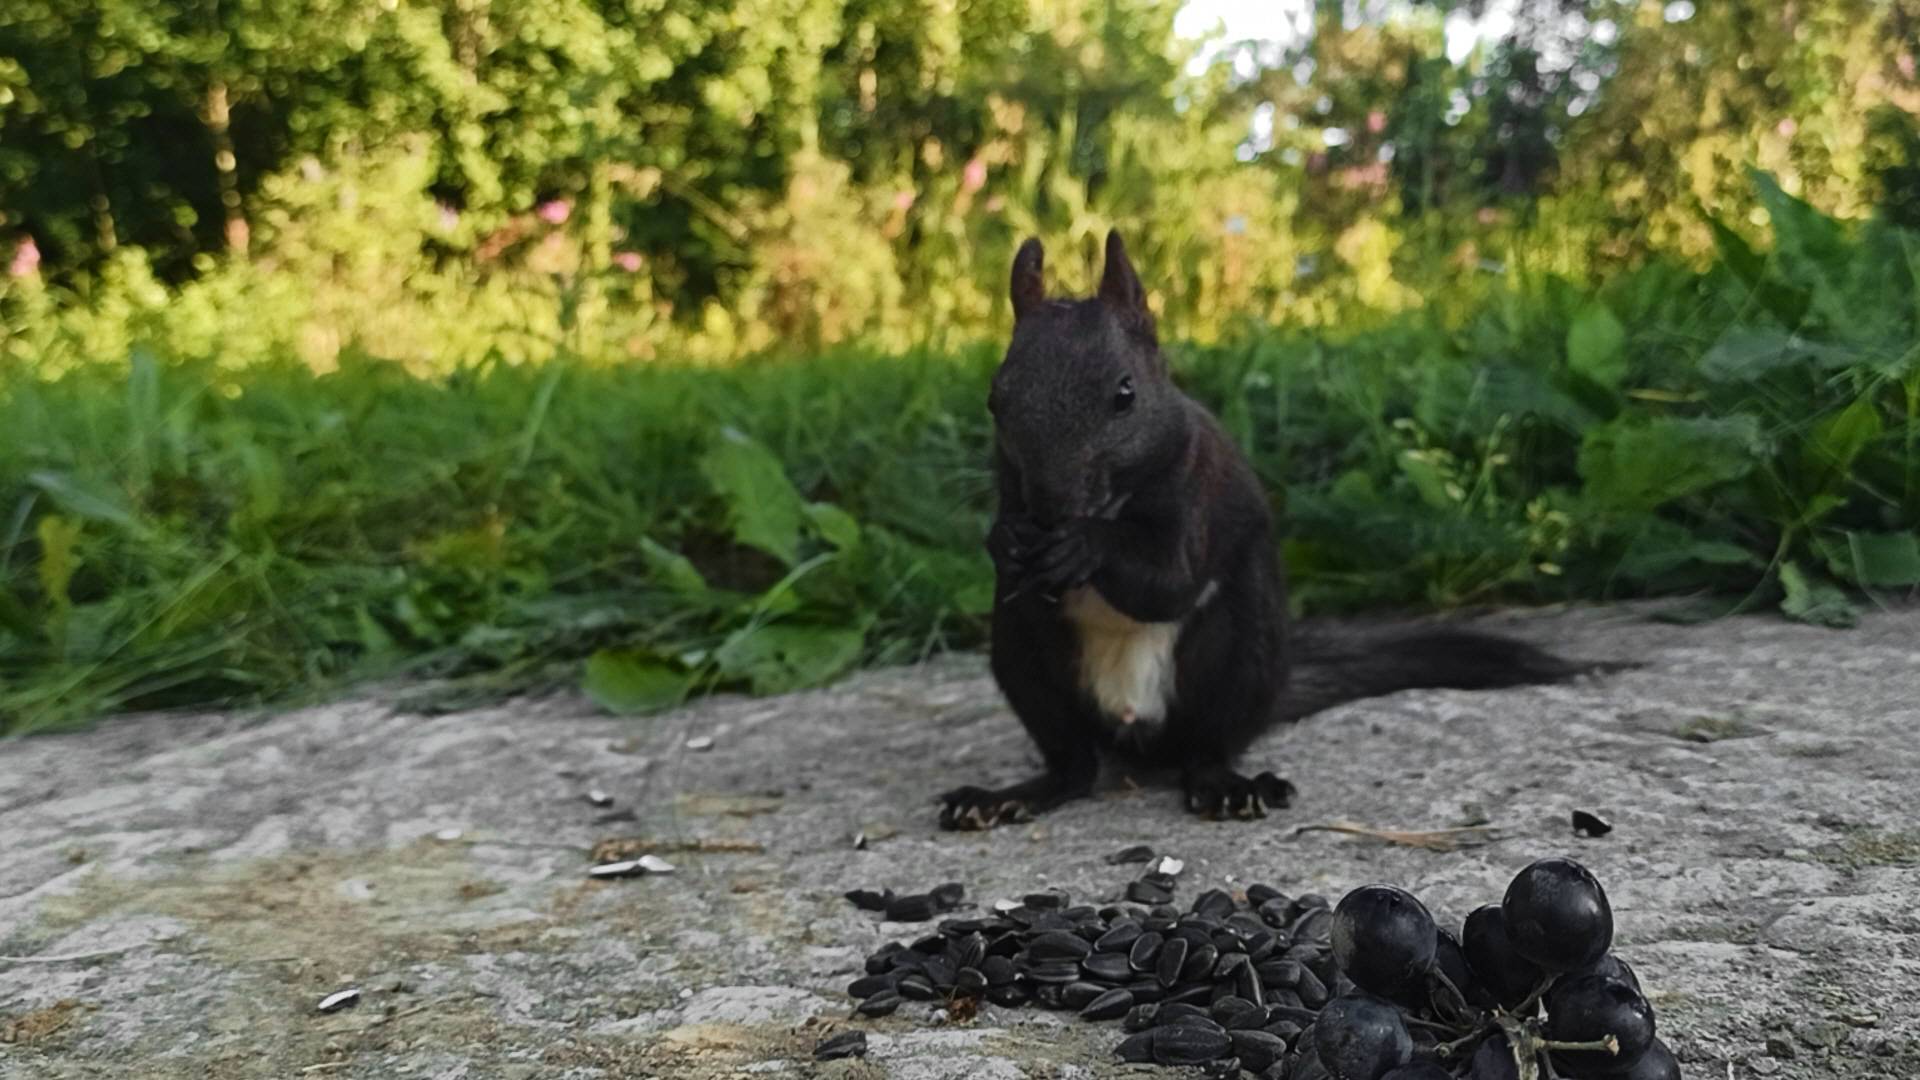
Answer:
[1,604,1916,1079]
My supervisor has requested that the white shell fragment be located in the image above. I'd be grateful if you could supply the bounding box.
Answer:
[586,789,613,807]
[587,855,675,879]
[432,828,463,842]
[685,735,714,751]
[992,898,1022,914]
[317,988,362,1013]
[1150,856,1185,876]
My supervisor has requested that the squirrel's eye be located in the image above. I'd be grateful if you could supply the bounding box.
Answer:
[1113,376,1136,414]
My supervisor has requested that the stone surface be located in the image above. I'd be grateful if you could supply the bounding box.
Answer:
[2,604,1916,1078]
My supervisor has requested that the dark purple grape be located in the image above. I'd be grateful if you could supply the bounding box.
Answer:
[1380,1064,1453,1080]
[1545,974,1656,1074]
[1314,994,1413,1080]
[1614,1037,1681,1080]
[1465,1033,1521,1080]
[1332,885,1438,1001]
[1434,927,1490,1011]
[1462,905,1545,1010]
[1581,952,1642,993]
[1502,857,1614,972]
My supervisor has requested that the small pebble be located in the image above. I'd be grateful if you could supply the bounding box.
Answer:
[685,735,714,751]
[1150,856,1185,876]
[432,828,463,842]
[586,789,613,807]
[637,854,675,874]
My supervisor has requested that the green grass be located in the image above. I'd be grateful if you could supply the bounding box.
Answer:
[3,179,1917,735]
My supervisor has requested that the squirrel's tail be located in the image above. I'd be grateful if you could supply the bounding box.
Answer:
[1279,625,1635,724]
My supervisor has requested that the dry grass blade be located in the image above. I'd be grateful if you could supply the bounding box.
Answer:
[590,836,765,862]
[1289,820,1502,852]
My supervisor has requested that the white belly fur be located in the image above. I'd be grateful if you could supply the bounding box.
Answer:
[1061,586,1188,724]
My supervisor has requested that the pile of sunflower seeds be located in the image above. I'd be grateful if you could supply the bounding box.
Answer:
[832,863,1347,1076]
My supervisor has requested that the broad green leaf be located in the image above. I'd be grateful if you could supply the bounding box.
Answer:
[1699,329,1856,382]
[1577,416,1762,512]
[714,621,865,695]
[1616,529,1761,582]
[698,429,807,565]
[583,649,696,714]
[1824,531,1920,588]
[1566,301,1628,388]
[640,537,709,597]
[804,502,863,551]
[1779,561,1858,628]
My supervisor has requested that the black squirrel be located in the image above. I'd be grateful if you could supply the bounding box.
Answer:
[938,231,1622,830]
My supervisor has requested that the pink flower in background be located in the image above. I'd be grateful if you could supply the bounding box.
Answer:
[1900,53,1916,79]
[612,251,642,272]
[8,236,39,278]
[536,199,571,225]
[437,203,461,233]
[1776,118,1797,138]
[984,195,1005,213]
[1367,110,1387,134]
[892,190,916,212]
[961,157,987,194]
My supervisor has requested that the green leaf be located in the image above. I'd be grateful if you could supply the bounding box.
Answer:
[1566,301,1628,388]
[583,649,697,714]
[27,471,139,531]
[698,429,807,565]
[804,502,863,551]
[1825,531,1920,588]
[714,621,865,695]
[1396,451,1454,510]
[1699,329,1856,382]
[1802,396,1883,477]
[1578,416,1762,512]
[640,537,709,597]
[1779,561,1858,628]
[36,515,82,611]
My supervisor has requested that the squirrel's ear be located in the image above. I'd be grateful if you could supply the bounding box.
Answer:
[1010,237,1046,320]
[1098,230,1153,335]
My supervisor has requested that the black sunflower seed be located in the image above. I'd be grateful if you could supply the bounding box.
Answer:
[1061,981,1107,1009]
[1115,1031,1157,1063]
[1129,930,1164,972]
[1127,880,1174,905]
[1028,931,1093,961]
[1210,995,1257,1024]
[1123,1002,1160,1031]
[954,966,988,995]
[1232,1030,1288,1072]
[865,942,905,974]
[1225,1003,1272,1030]
[1105,844,1156,865]
[1021,958,1083,984]
[1214,951,1250,982]
[1152,1024,1233,1065]
[922,957,956,988]
[930,881,965,909]
[948,932,986,970]
[1142,871,1179,892]
[847,973,895,999]
[1257,897,1292,928]
[814,1030,868,1061]
[1155,936,1189,988]
[1294,965,1328,1008]
[1180,942,1219,983]
[981,955,1015,986]
[1257,959,1302,989]
[1572,809,1614,837]
[1023,889,1067,910]
[1081,951,1133,983]
[1245,883,1285,908]
[845,888,891,911]
[1081,987,1134,1021]
[1125,979,1166,1004]
[1096,920,1144,952]
[1262,1018,1304,1043]
[1157,1002,1210,1026]
[885,893,938,922]
[857,990,903,1017]
[896,974,938,1001]
[1164,983,1214,1006]
[1191,888,1236,921]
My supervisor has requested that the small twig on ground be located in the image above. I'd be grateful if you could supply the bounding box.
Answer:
[299,1064,349,1074]
[590,836,765,862]
[1289,821,1501,851]
[0,945,140,965]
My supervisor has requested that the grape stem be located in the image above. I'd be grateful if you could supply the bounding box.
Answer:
[1540,1035,1621,1055]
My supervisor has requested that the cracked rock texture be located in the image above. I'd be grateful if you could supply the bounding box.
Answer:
[2,604,1916,1078]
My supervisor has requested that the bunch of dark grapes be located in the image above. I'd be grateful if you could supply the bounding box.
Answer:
[832,856,1677,1079]
[1317,857,1679,1079]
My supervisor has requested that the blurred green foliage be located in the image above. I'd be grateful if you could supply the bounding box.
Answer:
[2,1,1918,730]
